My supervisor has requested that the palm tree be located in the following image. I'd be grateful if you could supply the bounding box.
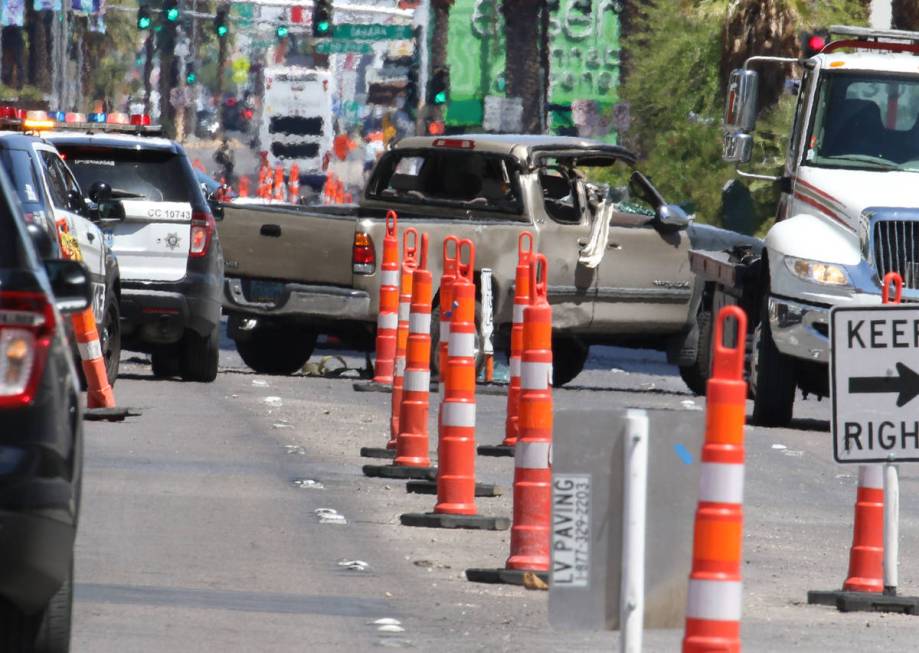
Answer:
[501,0,545,133]
[893,0,919,30]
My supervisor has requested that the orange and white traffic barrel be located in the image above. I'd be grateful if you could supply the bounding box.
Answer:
[389,228,420,449]
[400,240,509,530]
[683,305,747,653]
[372,211,400,385]
[394,234,433,468]
[272,165,286,201]
[288,163,300,203]
[437,236,460,382]
[238,176,250,198]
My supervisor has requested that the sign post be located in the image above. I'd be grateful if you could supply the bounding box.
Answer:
[826,277,919,612]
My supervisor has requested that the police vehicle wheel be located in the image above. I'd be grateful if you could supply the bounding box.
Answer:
[101,295,121,387]
[33,559,73,653]
[181,325,220,382]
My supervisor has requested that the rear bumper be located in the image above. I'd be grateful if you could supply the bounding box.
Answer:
[223,277,371,321]
[0,510,74,614]
[121,273,222,346]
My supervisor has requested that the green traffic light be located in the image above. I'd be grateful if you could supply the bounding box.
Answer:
[434,90,447,104]
[317,20,330,33]
[186,72,197,84]
[166,7,179,21]
[138,16,151,29]
[276,25,289,38]
[217,24,228,37]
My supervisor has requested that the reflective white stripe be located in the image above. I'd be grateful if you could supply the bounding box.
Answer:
[399,302,411,322]
[443,402,475,427]
[394,356,406,377]
[509,356,521,378]
[77,339,102,360]
[448,331,476,357]
[410,312,431,335]
[521,361,552,390]
[404,369,430,392]
[698,463,744,504]
[513,304,525,324]
[685,579,742,621]
[439,322,450,341]
[515,441,551,469]
[859,464,884,490]
[377,312,398,330]
[380,269,399,287]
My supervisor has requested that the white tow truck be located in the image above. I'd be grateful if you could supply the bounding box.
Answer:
[693,25,919,426]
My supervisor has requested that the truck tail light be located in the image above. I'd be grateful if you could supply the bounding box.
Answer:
[189,210,216,258]
[352,231,375,275]
[0,291,54,408]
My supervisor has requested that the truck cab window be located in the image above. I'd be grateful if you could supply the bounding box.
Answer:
[539,168,580,224]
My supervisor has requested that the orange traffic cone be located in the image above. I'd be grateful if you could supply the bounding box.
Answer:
[389,228,420,449]
[55,220,116,409]
[238,176,250,198]
[272,166,286,201]
[479,231,534,457]
[372,211,399,385]
[683,305,748,653]
[288,163,300,203]
[395,234,433,468]
[401,240,510,530]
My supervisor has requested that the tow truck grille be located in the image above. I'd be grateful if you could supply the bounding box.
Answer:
[873,220,919,289]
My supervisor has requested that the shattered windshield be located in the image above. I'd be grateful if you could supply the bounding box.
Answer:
[807,71,919,172]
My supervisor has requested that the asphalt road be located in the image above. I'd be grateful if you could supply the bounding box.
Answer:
[73,331,919,652]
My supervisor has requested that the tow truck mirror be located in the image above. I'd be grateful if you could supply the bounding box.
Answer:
[722,132,754,164]
[724,69,759,132]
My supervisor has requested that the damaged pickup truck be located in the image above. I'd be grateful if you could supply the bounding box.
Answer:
[218,135,750,390]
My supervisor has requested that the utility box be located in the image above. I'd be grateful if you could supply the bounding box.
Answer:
[549,408,704,630]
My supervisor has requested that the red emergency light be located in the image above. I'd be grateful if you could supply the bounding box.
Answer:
[808,34,827,52]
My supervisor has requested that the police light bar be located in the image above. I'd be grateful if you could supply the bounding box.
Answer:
[0,105,162,136]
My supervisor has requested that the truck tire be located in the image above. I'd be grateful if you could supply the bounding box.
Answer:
[235,326,317,376]
[429,300,484,379]
[679,307,712,396]
[750,294,796,427]
[33,560,73,653]
[551,336,589,387]
[181,325,220,382]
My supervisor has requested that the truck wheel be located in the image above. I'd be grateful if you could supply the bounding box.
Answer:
[679,307,712,396]
[235,326,317,375]
[552,336,589,387]
[33,560,73,653]
[100,293,121,387]
[429,300,485,379]
[750,295,796,427]
[181,325,220,382]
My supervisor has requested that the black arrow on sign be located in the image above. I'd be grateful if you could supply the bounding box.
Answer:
[849,362,919,407]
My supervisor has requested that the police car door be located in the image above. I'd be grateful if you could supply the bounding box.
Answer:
[34,144,106,319]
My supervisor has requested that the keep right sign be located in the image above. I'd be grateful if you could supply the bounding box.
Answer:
[831,305,919,463]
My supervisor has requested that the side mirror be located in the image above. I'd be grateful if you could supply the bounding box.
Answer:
[722,132,754,164]
[26,222,55,259]
[89,181,112,204]
[44,259,91,314]
[724,68,759,132]
[656,204,692,231]
[92,199,125,223]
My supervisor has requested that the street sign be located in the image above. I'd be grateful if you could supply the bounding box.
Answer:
[333,24,413,40]
[831,305,919,463]
[315,40,374,54]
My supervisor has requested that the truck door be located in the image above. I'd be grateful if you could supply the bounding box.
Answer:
[590,171,692,333]
[535,167,596,330]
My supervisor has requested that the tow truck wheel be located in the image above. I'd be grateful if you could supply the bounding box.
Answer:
[750,294,796,427]
[235,325,317,376]
[678,307,712,396]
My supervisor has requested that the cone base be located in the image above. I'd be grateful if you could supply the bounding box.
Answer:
[360,447,396,459]
[362,464,436,480]
[465,567,550,586]
[405,480,501,497]
[83,407,142,421]
[477,444,515,457]
[400,512,509,531]
[353,380,392,393]
[807,589,919,614]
